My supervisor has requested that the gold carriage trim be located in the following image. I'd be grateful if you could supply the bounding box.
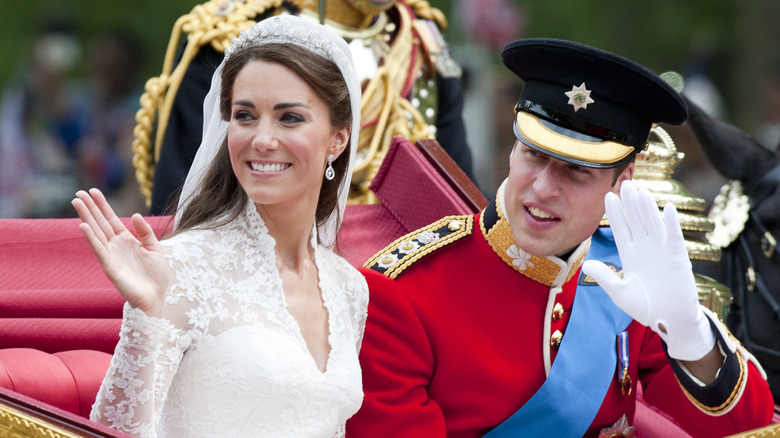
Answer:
[364,215,473,279]
[723,423,780,438]
[0,403,83,438]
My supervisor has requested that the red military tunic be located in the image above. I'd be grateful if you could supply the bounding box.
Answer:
[346,199,774,437]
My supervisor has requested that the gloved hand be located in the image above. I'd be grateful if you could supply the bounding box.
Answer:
[582,180,715,361]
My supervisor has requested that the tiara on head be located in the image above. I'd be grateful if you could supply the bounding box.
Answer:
[224,15,350,70]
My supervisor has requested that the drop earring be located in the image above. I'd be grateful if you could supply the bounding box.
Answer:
[325,154,335,181]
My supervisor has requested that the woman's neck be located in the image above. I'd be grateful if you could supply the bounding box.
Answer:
[257,202,317,271]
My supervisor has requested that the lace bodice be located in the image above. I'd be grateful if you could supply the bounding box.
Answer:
[90,201,369,437]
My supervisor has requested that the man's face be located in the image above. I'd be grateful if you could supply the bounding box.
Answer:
[504,141,633,257]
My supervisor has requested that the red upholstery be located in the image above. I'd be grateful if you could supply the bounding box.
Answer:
[0,215,172,423]
[369,137,476,231]
[338,203,408,267]
[633,384,691,437]
[0,216,172,353]
[0,348,112,418]
[0,318,121,353]
[337,136,487,265]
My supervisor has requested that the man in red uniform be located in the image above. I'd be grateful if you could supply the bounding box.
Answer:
[346,38,774,437]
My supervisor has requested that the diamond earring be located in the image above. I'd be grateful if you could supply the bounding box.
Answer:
[325,154,335,181]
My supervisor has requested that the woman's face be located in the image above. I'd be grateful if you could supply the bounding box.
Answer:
[227,59,349,213]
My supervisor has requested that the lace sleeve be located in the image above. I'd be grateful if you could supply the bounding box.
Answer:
[341,259,369,353]
[90,304,188,437]
[317,247,368,353]
[353,276,369,353]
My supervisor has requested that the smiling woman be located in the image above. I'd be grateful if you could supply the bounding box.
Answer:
[70,15,368,438]
[174,41,353,247]
[227,58,350,234]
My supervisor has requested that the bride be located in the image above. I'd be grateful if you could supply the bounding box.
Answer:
[72,15,367,437]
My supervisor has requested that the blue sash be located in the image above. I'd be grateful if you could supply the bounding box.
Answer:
[484,229,633,437]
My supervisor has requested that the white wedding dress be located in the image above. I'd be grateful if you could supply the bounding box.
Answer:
[90,201,369,438]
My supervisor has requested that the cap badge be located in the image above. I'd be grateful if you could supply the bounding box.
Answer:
[565,82,594,112]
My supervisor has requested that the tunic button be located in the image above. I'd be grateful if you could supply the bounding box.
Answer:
[550,330,563,349]
[552,303,564,320]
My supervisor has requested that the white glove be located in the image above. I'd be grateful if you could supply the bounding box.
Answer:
[582,180,715,361]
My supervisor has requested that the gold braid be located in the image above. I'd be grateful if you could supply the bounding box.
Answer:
[404,0,447,30]
[132,0,298,207]
[133,0,448,207]
[349,1,436,204]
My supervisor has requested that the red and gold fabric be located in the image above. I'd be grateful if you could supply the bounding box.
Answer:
[346,197,774,437]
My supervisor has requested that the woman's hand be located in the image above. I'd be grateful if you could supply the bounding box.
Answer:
[72,188,169,317]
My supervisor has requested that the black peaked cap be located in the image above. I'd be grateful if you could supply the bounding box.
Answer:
[502,38,688,152]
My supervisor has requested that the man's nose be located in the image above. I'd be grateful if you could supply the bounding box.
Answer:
[532,164,562,199]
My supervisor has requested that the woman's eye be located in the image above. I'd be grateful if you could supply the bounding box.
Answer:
[234,110,253,122]
[280,112,305,124]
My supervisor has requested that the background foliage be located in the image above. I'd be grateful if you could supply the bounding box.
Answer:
[435,0,780,131]
[0,0,194,89]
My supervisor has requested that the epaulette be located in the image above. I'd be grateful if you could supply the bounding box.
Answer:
[363,215,473,279]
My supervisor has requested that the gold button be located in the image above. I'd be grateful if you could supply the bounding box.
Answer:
[448,220,462,231]
[550,330,563,349]
[552,303,564,320]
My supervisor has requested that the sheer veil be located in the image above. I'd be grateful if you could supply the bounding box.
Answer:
[174,14,361,249]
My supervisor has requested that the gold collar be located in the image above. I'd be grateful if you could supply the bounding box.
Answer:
[480,186,589,287]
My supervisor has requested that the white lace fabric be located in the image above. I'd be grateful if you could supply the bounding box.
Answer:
[90,200,369,437]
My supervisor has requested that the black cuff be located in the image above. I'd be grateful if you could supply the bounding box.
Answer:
[664,316,746,414]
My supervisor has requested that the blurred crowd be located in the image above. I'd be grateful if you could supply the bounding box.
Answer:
[3,7,779,219]
[0,17,146,218]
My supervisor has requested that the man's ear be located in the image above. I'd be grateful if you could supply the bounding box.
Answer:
[509,140,520,163]
[612,162,635,193]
